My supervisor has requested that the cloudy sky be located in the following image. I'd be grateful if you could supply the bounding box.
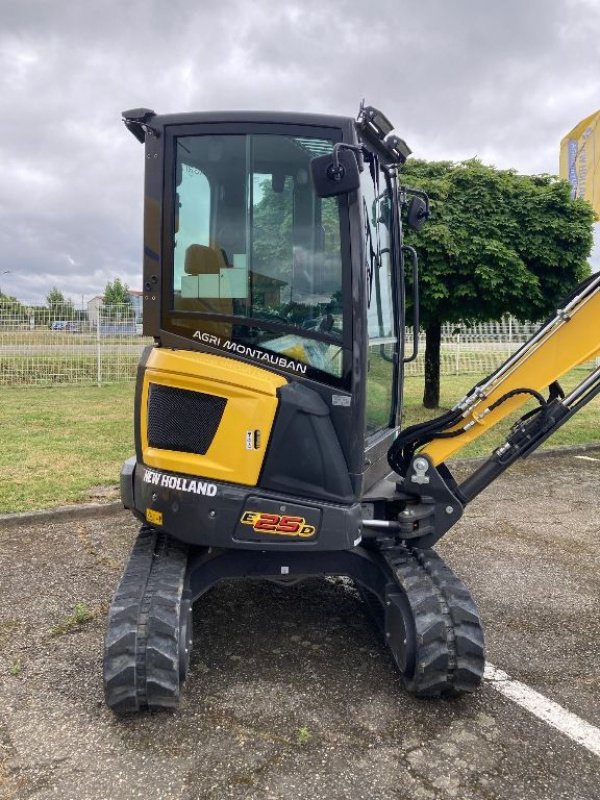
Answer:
[1,0,599,306]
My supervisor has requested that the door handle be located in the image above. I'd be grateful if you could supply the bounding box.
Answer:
[402,245,419,363]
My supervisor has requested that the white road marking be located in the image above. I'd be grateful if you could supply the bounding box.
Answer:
[574,455,600,462]
[485,663,600,757]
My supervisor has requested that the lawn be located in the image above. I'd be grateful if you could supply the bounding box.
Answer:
[0,367,597,514]
[0,383,135,513]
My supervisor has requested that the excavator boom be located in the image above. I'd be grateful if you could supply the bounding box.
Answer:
[385,273,600,548]
[424,273,600,465]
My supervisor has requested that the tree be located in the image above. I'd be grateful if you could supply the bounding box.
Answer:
[103,277,131,305]
[103,277,133,319]
[46,286,75,320]
[0,291,29,318]
[46,287,66,308]
[401,159,595,407]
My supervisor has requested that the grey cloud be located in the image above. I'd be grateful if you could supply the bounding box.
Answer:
[1,0,599,305]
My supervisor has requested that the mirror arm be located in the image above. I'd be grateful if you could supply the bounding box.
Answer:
[330,143,364,179]
[403,186,431,220]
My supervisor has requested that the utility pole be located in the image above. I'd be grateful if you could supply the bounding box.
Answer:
[0,270,10,296]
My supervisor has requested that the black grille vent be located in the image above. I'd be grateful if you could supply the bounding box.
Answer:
[147,383,227,455]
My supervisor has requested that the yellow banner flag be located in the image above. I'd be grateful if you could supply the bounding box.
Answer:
[560,111,600,217]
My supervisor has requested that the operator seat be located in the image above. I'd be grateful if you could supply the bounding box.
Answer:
[185,243,227,275]
[176,244,233,338]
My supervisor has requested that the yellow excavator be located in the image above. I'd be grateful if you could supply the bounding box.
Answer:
[104,104,600,712]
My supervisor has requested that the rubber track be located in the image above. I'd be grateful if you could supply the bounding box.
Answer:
[103,525,157,713]
[145,534,189,709]
[103,526,189,713]
[384,546,484,697]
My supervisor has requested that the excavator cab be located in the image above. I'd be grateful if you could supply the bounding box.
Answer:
[104,104,600,713]
[128,104,415,500]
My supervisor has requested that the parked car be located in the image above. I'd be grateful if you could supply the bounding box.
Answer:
[50,320,80,332]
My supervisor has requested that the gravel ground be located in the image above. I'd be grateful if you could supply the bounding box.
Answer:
[0,455,598,800]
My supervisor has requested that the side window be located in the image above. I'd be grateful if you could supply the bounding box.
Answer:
[174,164,211,295]
[362,158,397,436]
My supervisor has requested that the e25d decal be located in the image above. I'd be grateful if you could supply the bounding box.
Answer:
[240,511,316,538]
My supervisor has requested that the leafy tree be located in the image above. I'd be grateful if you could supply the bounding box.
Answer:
[103,277,131,305]
[103,277,133,320]
[0,291,29,317]
[401,159,595,407]
[46,286,75,320]
[46,287,66,307]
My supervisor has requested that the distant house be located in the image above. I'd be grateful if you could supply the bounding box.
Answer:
[87,296,103,327]
[87,291,143,326]
[128,291,143,323]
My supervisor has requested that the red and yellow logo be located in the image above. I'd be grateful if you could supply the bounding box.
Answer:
[240,511,316,538]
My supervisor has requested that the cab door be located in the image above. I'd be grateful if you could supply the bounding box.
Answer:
[361,154,403,487]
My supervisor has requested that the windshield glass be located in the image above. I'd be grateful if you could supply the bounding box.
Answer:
[171,132,345,377]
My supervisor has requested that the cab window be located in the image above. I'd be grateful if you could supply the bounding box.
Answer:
[171,133,345,377]
[362,155,397,435]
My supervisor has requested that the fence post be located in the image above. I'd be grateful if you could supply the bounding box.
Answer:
[96,305,102,386]
[455,332,461,375]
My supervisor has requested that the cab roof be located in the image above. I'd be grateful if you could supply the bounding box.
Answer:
[122,107,354,143]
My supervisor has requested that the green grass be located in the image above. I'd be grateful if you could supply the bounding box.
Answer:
[0,368,597,514]
[0,331,139,345]
[8,660,22,677]
[0,355,140,384]
[49,602,97,637]
[296,726,312,745]
[0,383,135,513]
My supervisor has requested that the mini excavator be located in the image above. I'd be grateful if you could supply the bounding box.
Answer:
[104,103,600,712]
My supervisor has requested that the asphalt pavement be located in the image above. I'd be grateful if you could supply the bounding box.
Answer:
[0,454,598,800]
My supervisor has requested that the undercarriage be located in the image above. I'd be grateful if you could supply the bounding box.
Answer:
[104,525,484,712]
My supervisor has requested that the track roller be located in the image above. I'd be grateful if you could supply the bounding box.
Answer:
[103,525,191,713]
[361,545,484,697]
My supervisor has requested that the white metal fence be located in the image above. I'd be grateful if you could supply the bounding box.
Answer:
[0,308,593,386]
[403,319,543,377]
[0,304,151,386]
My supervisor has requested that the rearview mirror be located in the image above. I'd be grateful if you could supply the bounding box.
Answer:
[407,195,429,231]
[272,171,285,193]
[310,150,360,198]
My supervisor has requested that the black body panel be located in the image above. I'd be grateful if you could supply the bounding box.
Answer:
[260,382,355,503]
[123,458,362,551]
